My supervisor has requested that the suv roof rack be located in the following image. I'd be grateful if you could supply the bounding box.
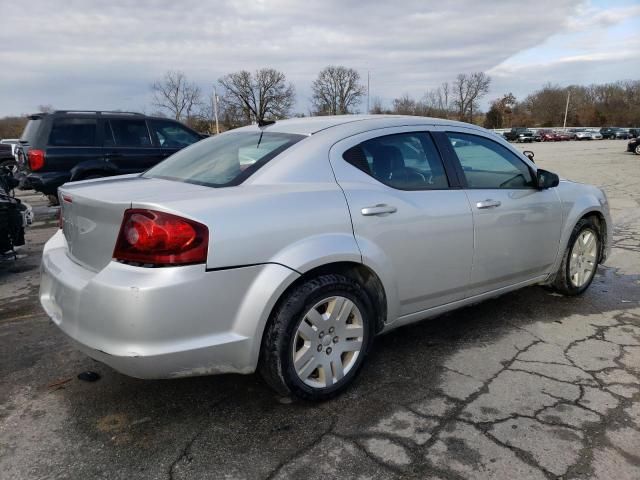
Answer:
[52,110,144,116]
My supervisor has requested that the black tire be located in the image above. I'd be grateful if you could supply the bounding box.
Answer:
[259,274,375,401]
[635,145,640,155]
[551,217,601,296]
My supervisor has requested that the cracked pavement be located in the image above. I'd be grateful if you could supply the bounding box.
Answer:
[1,141,639,479]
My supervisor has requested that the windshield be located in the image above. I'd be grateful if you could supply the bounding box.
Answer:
[144,131,305,187]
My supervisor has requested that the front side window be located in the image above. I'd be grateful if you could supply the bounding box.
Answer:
[108,119,152,147]
[48,118,97,147]
[447,132,533,189]
[342,132,448,190]
[144,131,304,187]
[149,120,201,148]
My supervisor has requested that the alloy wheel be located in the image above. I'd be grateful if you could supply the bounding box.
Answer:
[291,296,364,388]
[569,229,598,288]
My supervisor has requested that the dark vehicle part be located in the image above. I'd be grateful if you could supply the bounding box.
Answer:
[0,165,32,256]
[503,128,534,143]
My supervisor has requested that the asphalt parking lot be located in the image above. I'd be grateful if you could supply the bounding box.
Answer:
[1,139,639,479]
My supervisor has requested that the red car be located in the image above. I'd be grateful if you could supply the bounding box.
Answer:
[539,129,559,142]
[554,131,571,141]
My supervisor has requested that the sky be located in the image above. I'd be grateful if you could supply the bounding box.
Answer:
[0,0,639,117]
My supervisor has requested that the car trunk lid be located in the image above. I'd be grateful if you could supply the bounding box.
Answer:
[59,175,213,271]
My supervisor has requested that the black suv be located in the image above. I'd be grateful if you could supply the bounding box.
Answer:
[17,111,204,201]
[599,127,630,140]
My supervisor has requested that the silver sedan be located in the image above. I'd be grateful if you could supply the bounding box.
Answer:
[40,115,611,400]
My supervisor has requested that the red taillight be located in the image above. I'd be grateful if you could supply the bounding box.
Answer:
[28,149,45,171]
[113,209,209,266]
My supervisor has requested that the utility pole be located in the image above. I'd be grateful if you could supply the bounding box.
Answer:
[563,89,571,129]
[212,85,220,134]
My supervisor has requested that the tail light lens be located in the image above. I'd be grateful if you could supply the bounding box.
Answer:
[28,149,45,171]
[113,209,209,266]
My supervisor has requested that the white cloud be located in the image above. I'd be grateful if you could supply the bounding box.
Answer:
[0,0,637,116]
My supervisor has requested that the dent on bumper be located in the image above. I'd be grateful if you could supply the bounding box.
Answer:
[40,230,298,379]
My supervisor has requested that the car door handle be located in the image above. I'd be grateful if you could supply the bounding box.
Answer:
[361,204,397,216]
[476,199,502,209]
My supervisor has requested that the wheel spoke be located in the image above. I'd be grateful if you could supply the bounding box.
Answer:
[305,308,324,330]
[320,358,333,387]
[331,297,352,325]
[294,344,315,372]
[296,320,316,341]
[331,357,345,382]
[339,339,363,354]
[584,233,595,252]
[296,353,318,380]
[343,324,364,338]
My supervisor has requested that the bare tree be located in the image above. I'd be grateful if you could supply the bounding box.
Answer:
[218,68,295,125]
[151,70,202,121]
[37,104,55,113]
[453,72,491,122]
[311,66,366,115]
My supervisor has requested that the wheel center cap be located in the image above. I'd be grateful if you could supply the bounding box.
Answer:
[322,336,332,347]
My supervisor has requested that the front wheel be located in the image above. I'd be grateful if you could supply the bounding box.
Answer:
[635,145,640,155]
[550,218,601,296]
[259,274,374,401]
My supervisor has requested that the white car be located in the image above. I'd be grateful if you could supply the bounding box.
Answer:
[40,115,611,400]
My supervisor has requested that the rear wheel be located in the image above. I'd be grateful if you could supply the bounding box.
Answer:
[259,274,374,401]
[551,218,600,296]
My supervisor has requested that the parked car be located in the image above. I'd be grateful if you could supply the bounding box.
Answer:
[40,115,611,400]
[554,130,571,141]
[16,110,205,204]
[502,127,534,143]
[538,129,559,142]
[628,128,640,138]
[628,136,640,155]
[600,127,630,140]
[567,128,602,140]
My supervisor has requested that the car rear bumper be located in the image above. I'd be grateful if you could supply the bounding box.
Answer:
[40,230,298,379]
[27,171,71,195]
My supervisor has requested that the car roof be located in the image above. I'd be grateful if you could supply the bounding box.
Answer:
[235,114,476,136]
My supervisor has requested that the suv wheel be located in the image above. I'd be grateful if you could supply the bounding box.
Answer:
[259,274,373,401]
[551,218,600,296]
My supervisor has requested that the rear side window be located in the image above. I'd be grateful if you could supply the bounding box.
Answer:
[108,119,152,147]
[144,131,304,187]
[149,120,201,148]
[342,132,449,190]
[20,118,42,144]
[48,118,97,147]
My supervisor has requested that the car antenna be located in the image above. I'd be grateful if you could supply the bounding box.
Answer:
[256,118,275,148]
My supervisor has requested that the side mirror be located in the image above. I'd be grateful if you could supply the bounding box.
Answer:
[523,150,535,162]
[536,169,559,189]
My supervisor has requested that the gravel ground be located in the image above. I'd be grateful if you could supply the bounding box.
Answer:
[0,139,638,479]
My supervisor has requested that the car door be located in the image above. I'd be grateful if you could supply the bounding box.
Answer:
[147,119,203,159]
[330,128,473,319]
[439,129,563,297]
[103,118,162,173]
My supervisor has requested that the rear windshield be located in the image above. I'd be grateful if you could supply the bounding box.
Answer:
[19,118,42,144]
[144,131,304,187]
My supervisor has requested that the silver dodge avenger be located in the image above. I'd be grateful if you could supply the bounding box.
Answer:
[40,115,611,400]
